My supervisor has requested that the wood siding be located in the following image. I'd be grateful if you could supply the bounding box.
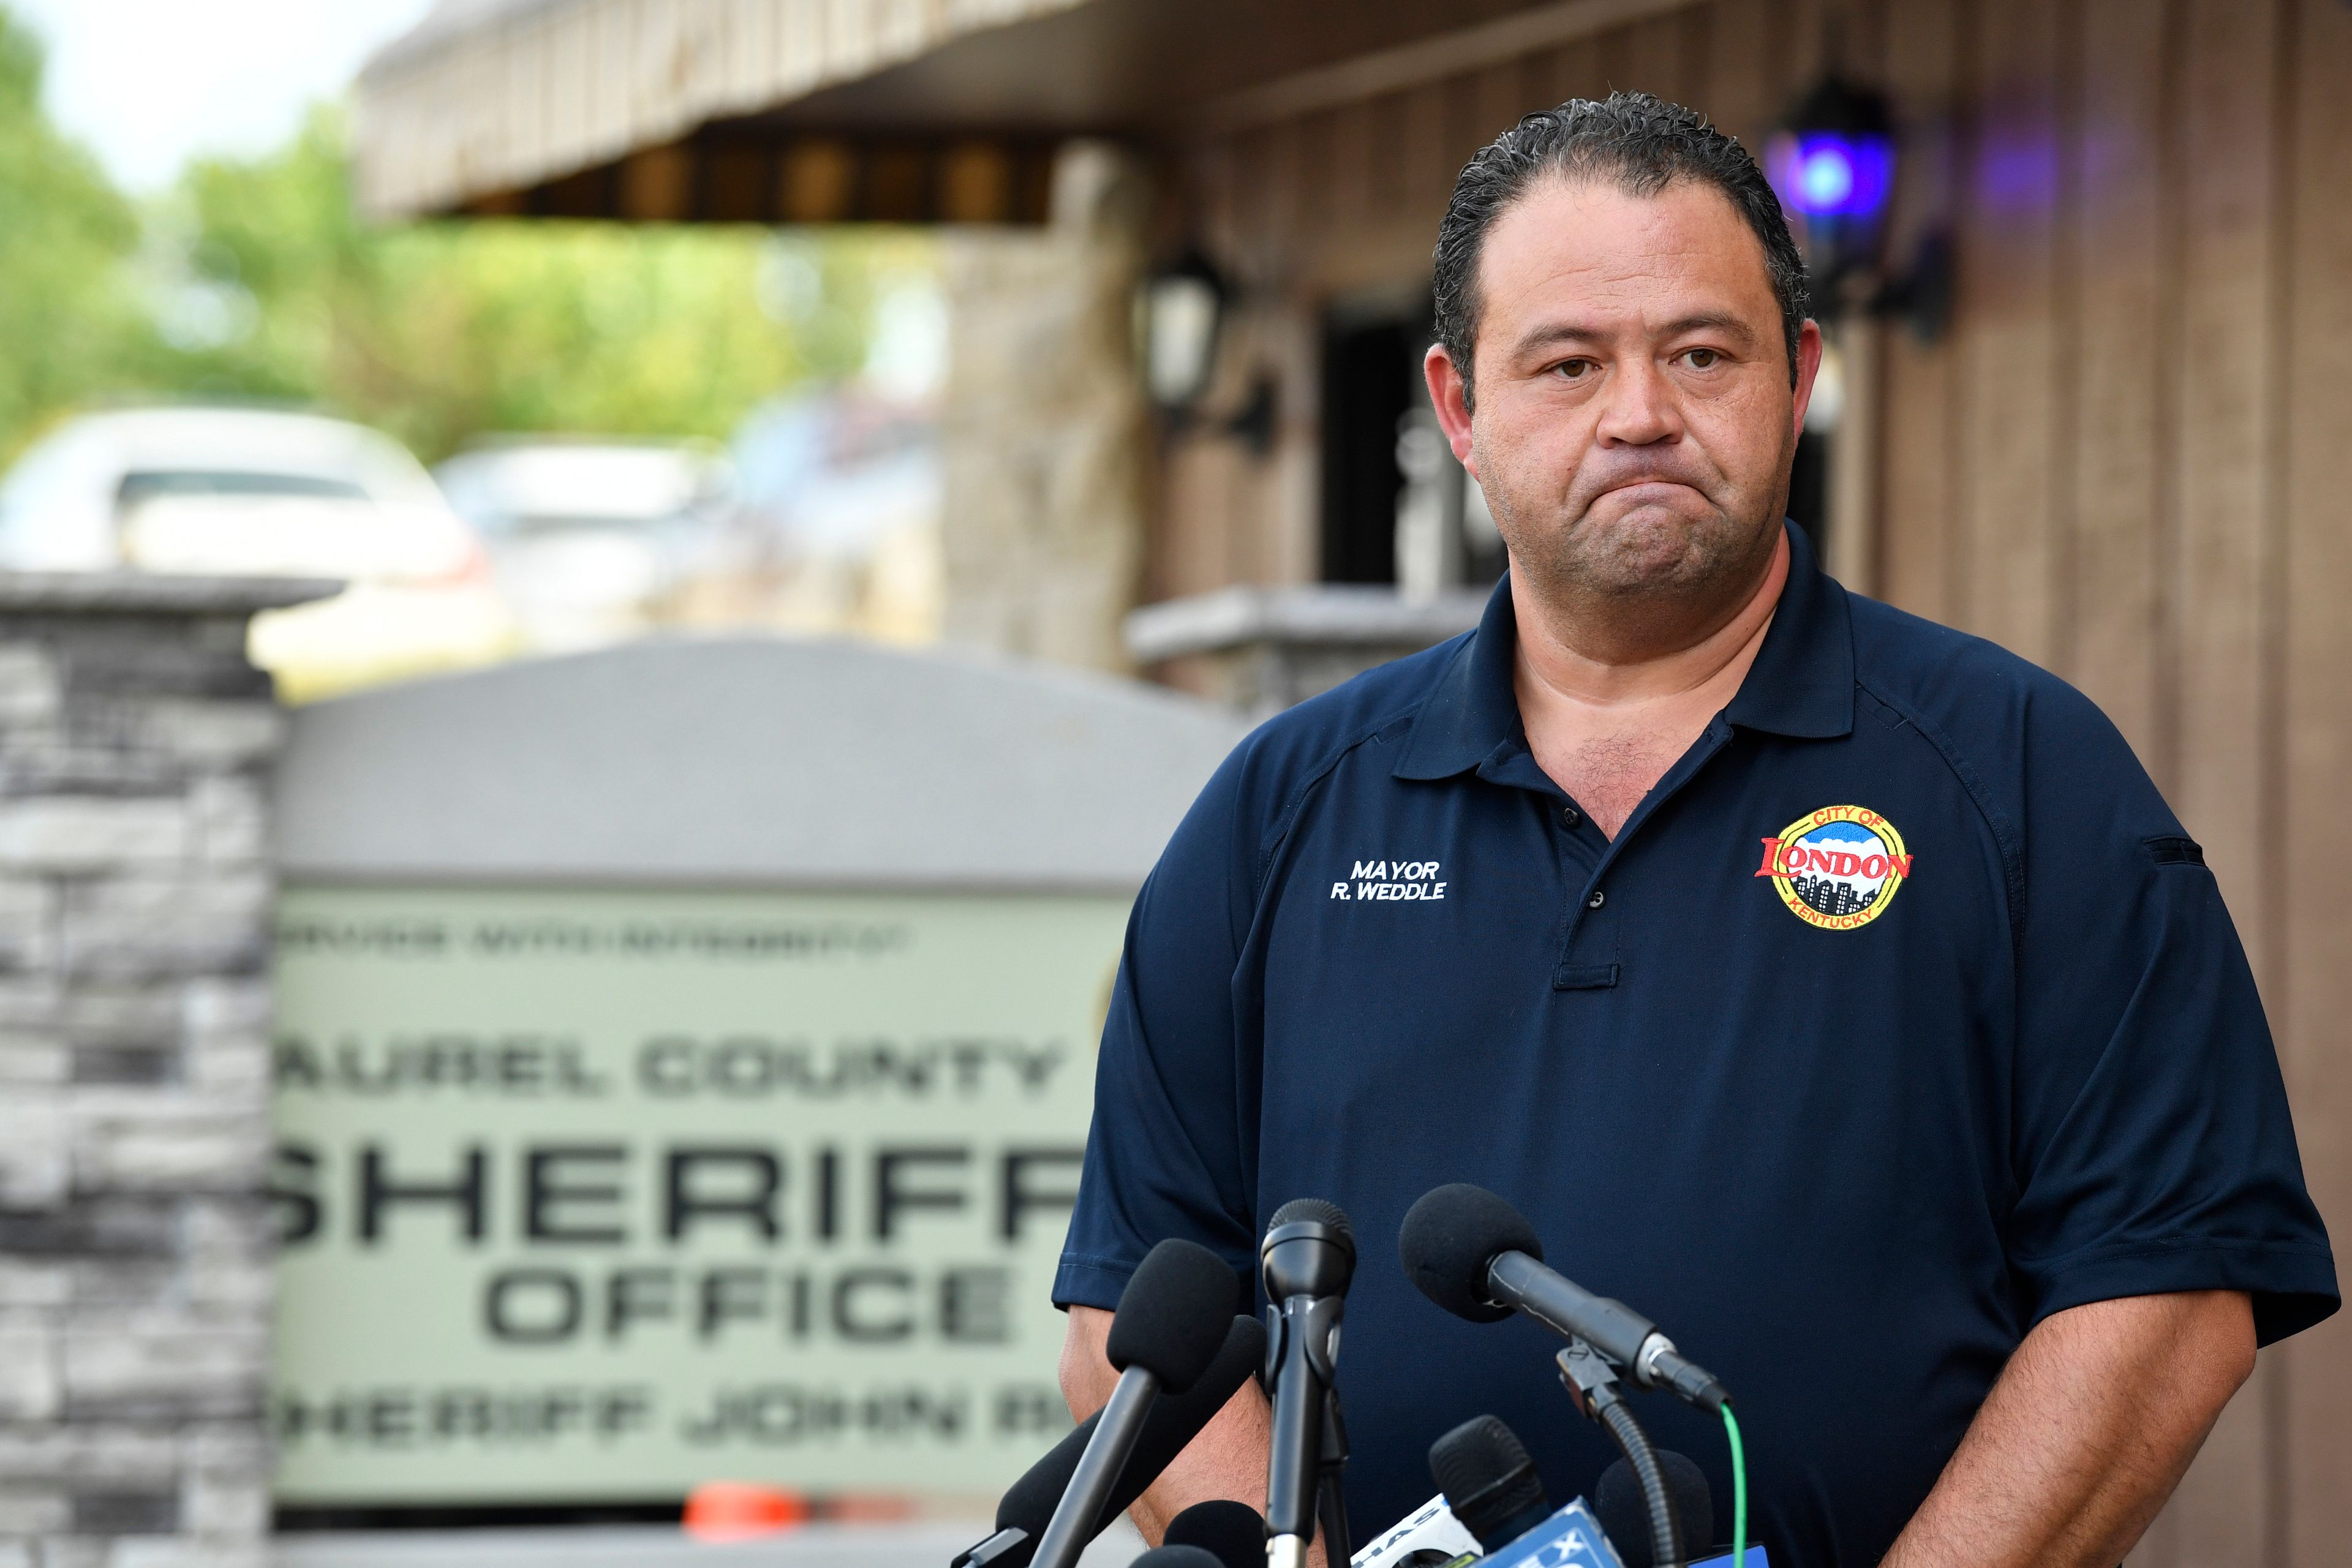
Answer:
[1164,1,2352,1558]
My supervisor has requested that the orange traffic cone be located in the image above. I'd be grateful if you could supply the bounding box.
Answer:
[684,1481,812,1542]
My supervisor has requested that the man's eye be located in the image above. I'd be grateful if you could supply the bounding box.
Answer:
[1682,348,1722,369]
[1551,359,1594,380]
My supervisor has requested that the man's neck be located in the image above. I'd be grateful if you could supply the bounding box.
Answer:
[1510,527,1789,714]
[1508,529,1789,837]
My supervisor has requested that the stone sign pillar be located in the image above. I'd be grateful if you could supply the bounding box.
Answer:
[0,575,332,1568]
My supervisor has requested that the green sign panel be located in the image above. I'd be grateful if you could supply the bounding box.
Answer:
[270,884,1128,1505]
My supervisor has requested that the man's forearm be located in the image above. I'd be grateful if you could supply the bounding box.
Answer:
[1881,1291,2255,1568]
[1060,1304,1275,1544]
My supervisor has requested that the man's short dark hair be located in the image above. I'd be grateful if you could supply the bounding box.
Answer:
[1433,91,1811,405]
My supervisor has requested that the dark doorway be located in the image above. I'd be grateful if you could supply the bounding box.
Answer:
[1319,294,1506,592]
[1787,429,1831,560]
[1319,310,1416,584]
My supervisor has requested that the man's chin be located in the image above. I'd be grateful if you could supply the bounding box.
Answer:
[1573,505,1723,582]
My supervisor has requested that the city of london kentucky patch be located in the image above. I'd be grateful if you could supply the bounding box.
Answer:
[1754,805,1913,930]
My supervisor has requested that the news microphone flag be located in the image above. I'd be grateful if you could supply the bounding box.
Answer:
[1472,1500,1623,1568]
[1353,1496,1768,1568]
[1349,1494,1479,1568]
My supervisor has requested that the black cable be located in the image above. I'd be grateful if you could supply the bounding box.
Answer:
[1314,1384,1352,1564]
[1315,1471,1351,1567]
[1555,1341,1680,1568]
[1594,1395,1679,1568]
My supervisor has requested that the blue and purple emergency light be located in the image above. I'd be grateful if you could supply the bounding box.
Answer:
[1765,75,1899,290]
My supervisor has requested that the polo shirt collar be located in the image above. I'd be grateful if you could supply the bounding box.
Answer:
[1393,521,1854,782]
[1723,521,1855,740]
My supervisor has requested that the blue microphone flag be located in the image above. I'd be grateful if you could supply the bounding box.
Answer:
[1475,1501,1623,1568]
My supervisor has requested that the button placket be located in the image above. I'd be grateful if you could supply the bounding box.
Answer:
[1549,720,1733,990]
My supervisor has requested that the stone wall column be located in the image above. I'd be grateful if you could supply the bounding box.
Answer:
[0,575,332,1568]
[938,144,1151,673]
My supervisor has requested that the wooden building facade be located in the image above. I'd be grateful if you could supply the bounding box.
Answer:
[1159,5,2352,1560]
[357,1,2352,1559]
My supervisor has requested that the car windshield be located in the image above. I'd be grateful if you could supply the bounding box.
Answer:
[116,470,372,509]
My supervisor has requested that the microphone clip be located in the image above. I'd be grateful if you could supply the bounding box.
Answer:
[1553,1338,1624,1425]
[1262,1295,1344,1389]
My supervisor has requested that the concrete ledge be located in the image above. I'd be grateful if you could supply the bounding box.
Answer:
[1125,584,1491,715]
[0,573,342,616]
[1123,585,1488,664]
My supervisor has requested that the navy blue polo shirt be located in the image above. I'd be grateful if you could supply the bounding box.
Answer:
[1056,526,2335,1568]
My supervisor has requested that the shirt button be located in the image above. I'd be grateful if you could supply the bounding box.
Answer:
[1586,889,1606,910]
[1561,805,1581,828]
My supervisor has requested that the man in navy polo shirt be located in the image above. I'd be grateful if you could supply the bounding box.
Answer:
[1055,92,2334,1568]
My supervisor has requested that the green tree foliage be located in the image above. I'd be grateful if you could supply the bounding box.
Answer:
[0,12,154,459]
[163,109,922,462]
[0,2,926,470]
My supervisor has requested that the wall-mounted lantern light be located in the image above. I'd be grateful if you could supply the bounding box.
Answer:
[1139,249,1229,412]
[1766,76,1897,306]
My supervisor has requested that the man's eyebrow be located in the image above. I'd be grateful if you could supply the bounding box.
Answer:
[1508,311,1763,358]
[1509,320,1608,357]
[1658,311,1762,342]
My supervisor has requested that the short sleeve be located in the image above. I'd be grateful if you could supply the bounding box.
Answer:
[1054,747,1262,1313]
[2005,696,2337,1345]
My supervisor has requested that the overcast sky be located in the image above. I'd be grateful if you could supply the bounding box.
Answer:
[15,0,439,192]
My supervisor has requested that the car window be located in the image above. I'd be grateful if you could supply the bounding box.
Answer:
[116,471,371,508]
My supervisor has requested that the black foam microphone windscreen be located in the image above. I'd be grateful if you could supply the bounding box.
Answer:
[1397,1184,1545,1322]
[976,1314,1267,1568]
[1427,1415,1551,1550]
[1593,1451,1714,1568]
[1130,1548,1224,1568]
[1165,1499,1266,1568]
[1107,1238,1243,1393]
[1268,1197,1353,1245]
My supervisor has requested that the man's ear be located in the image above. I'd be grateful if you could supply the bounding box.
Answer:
[1424,344,1479,475]
[1788,318,1826,443]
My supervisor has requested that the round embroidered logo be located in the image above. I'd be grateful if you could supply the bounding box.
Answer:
[1754,805,1913,930]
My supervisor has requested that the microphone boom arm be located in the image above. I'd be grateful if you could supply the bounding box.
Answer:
[1556,1341,1679,1568]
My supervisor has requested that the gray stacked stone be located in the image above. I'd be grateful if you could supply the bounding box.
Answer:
[0,575,333,1568]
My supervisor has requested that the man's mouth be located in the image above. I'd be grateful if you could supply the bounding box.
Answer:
[1599,479,1699,505]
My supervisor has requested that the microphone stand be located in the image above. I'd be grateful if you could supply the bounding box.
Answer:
[1556,1340,1679,1568]
[1314,1386,1351,1567]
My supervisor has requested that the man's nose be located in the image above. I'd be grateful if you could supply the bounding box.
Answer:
[1595,358,1684,447]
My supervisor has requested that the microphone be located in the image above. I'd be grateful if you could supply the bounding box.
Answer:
[1594,1453,1714,1568]
[1130,1550,1224,1568]
[1165,1500,1266,1568]
[954,1314,1265,1568]
[1023,1240,1243,1568]
[1398,1185,1729,1412]
[1261,1198,1356,1568]
[1426,1417,1552,1551]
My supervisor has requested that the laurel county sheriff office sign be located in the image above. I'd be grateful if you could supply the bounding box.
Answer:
[268,883,1126,1503]
[265,640,1243,1505]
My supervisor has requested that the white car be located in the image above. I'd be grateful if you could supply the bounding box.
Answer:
[0,405,516,699]
[434,437,731,649]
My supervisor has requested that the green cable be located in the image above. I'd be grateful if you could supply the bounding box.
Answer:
[1719,1403,1747,1566]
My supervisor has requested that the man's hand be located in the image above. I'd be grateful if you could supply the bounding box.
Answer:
[1060,1304,1280,1547]
[1880,1290,2255,1568]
